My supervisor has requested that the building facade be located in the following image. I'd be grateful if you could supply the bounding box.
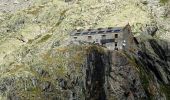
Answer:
[70,24,134,50]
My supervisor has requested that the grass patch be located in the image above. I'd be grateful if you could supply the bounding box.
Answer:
[25,5,45,15]
[50,9,68,32]
[27,35,42,44]
[160,85,170,99]
[128,55,154,99]
[37,34,52,43]
[160,0,169,3]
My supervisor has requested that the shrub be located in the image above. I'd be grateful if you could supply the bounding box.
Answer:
[160,0,169,3]
[37,34,52,43]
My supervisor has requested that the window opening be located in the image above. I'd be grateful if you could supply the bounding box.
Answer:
[115,34,118,38]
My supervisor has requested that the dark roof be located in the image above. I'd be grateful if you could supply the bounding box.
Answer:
[70,27,123,36]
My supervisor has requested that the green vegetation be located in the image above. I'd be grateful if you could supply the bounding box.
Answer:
[139,69,151,96]
[37,34,52,43]
[160,0,169,3]
[24,5,45,15]
[160,85,170,99]
[125,54,154,99]
[27,35,42,44]
[0,44,91,99]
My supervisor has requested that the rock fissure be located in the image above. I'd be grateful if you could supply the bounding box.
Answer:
[85,50,107,100]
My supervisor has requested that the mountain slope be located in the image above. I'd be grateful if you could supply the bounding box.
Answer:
[0,0,170,100]
[0,0,154,64]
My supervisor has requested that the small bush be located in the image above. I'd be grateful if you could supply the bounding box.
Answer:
[160,85,170,99]
[37,34,52,43]
[160,0,169,3]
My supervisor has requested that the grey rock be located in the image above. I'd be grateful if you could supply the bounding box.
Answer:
[85,48,147,100]
[7,93,21,100]
[0,84,7,93]
[36,68,49,77]
[64,0,73,2]
[40,81,53,92]
[143,24,158,36]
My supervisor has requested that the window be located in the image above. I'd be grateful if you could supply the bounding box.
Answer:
[108,27,113,29]
[115,48,118,50]
[75,33,81,35]
[115,42,118,50]
[88,36,92,40]
[74,37,77,39]
[77,29,82,32]
[115,34,118,38]
[115,42,118,46]
[88,29,92,31]
[101,35,106,39]
[97,28,103,30]
[96,39,98,42]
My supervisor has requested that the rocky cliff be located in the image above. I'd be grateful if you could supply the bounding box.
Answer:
[134,38,170,99]
[84,38,170,100]
[1,41,170,100]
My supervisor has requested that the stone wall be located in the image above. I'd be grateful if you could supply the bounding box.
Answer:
[70,28,126,50]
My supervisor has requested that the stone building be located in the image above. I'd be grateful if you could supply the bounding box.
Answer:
[70,24,135,50]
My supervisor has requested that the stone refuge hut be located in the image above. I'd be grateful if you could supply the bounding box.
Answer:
[70,24,135,51]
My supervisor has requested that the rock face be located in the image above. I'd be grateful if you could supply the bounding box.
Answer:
[133,39,170,99]
[84,38,170,100]
[142,24,158,36]
[85,49,107,100]
[0,40,170,100]
[137,39,170,84]
[0,0,34,13]
[0,45,87,100]
[139,0,170,39]
[107,51,147,100]
[84,46,152,100]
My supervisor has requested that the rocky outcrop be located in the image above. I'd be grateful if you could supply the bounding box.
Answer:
[84,46,147,100]
[142,24,158,36]
[0,0,35,13]
[85,49,107,100]
[0,45,87,100]
[132,38,170,99]
[0,39,170,100]
[136,39,170,84]
[139,0,170,39]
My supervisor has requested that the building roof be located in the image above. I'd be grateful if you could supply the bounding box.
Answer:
[70,27,123,36]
